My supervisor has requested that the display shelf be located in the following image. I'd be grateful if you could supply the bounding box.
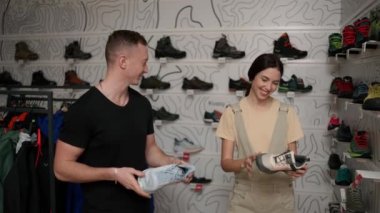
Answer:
[343,152,380,171]
[356,170,380,182]
[334,40,380,62]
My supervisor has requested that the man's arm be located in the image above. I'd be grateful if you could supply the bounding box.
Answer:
[145,134,180,167]
[54,139,150,198]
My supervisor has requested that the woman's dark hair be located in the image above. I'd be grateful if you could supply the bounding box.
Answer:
[245,53,284,96]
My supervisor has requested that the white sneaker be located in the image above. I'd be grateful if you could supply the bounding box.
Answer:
[138,164,195,193]
[173,138,203,154]
[255,150,309,174]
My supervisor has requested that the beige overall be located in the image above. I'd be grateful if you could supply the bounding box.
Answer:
[228,103,294,213]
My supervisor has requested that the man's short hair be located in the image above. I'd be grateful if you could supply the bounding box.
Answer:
[105,30,147,63]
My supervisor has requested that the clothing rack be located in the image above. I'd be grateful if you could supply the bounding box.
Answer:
[0,90,56,213]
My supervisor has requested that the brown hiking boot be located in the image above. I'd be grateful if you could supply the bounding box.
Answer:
[64,70,90,86]
[15,41,39,61]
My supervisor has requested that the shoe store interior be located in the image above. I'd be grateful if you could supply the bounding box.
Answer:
[1,0,380,213]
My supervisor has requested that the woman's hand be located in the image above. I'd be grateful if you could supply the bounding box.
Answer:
[240,154,259,174]
[284,165,308,179]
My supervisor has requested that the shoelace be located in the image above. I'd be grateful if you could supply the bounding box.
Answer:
[343,25,356,46]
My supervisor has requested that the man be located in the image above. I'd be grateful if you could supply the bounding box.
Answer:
[54,30,184,213]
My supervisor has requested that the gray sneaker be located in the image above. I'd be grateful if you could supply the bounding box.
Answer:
[256,150,309,174]
[138,164,195,193]
[174,138,203,154]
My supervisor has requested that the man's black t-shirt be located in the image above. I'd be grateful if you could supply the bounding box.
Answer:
[59,87,154,213]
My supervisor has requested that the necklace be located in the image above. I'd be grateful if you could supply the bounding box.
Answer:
[99,81,128,106]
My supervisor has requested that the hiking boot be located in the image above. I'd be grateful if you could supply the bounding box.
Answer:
[342,25,356,51]
[336,121,353,142]
[228,78,251,91]
[152,107,179,121]
[335,164,352,186]
[337,76,353,98]
[31,70,57,87]
[327,114,340,131]
[155,36,186,59]
[349,131,371,158]
[352,82,369,104]
[369,6,380,41]
[328,153,342,170]
[255,150,309,174]
[138,164,195,193]
[139,76,170,90]
[278,75,312,93]
[354,17,370,47]
[182,77,213,90]
[14,41,39,61]
[174,138,203,154]
[273,33,307,59]
[362,82,380,111]
[212,34,245,59]
[328,33,343,56]
[64,70,90,86]
[203,110,222,123]
[0,71,22,86]
[64,41,92,60]
[329,77,343,95]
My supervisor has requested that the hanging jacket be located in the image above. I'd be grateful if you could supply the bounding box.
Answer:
[0,129,19,213]
[3,141,40,213]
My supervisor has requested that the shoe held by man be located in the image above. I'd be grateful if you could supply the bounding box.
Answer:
[273,33,307,59]
[138,164,195,193]
[255,150,309,174]
[212,34,245,59]
[155,36,186,59]
[174,138,203,154]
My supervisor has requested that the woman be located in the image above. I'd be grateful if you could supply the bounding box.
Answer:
[216,53,307,213]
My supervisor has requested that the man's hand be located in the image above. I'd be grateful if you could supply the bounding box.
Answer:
[116,167,151,198]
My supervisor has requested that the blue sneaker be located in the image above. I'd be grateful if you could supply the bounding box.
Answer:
[352,82,369,104]
[138,164,195,193]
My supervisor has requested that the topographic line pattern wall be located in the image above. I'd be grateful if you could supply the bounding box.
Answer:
[0,0,360,212]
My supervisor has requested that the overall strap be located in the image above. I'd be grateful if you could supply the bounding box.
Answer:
[268,102,289,153]
[230,103,254,158]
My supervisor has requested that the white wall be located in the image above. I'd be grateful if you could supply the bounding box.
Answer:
[0,0,352,212]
